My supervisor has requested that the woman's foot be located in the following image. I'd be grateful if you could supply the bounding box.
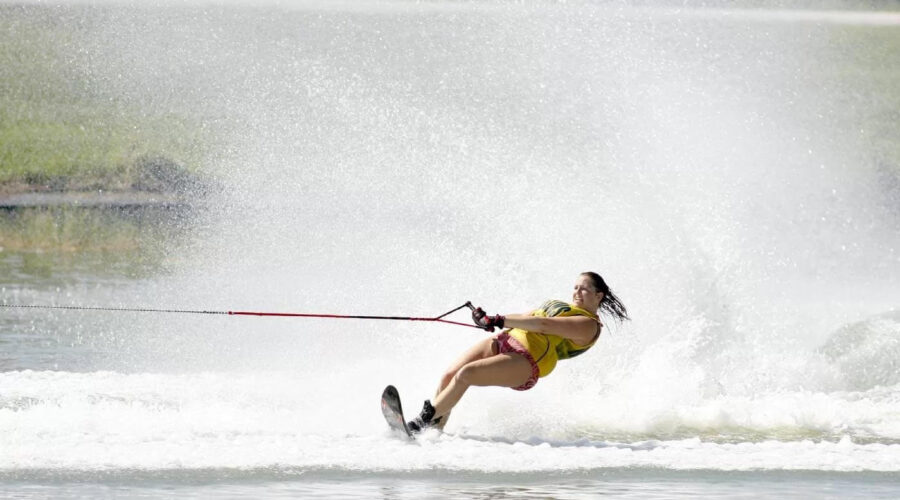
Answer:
[407,400,442,433]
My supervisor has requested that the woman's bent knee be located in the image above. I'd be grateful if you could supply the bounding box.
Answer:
[440,370,456,387]
[454,364,476,387]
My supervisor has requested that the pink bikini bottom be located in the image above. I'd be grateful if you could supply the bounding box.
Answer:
[494,332,539,391]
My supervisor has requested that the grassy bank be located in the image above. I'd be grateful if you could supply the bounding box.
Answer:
[0,5,208,194]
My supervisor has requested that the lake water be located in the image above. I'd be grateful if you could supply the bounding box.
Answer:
[2,1,900,498]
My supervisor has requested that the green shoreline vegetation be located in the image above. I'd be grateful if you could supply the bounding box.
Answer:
[0,5,208,194]
[1,5,899,260]
[0,5,209,261]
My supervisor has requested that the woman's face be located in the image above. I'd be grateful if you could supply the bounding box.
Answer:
[572,275,604,311]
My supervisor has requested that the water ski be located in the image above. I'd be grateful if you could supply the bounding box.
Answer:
[381,385,413,439]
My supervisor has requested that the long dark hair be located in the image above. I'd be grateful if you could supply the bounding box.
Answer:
[581,271,630,322]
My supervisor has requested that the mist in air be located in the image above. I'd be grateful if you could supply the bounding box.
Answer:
[3,0,900,483]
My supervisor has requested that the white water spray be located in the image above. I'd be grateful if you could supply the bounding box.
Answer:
[3,2,899,475]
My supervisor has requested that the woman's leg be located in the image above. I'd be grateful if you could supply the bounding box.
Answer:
[431,337,497,429]
[435,338,497,398]
[431,352,533,420]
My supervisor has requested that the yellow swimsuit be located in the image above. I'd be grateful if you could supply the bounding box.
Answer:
[507,300,600,377]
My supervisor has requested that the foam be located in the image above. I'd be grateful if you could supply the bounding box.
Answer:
[2,371,899,473]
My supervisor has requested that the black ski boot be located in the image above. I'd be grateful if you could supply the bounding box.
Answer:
[407,400,442,433]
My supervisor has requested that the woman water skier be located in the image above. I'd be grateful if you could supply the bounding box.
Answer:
[407,271,630,432]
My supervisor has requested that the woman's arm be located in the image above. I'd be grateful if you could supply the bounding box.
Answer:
[503,314,601,346]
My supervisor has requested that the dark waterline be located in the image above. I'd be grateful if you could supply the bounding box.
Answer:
[3,469,900,499]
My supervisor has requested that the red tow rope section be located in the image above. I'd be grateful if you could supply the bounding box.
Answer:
[0,301,480,329]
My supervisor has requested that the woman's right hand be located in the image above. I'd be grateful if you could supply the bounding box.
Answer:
[471,307,505,332]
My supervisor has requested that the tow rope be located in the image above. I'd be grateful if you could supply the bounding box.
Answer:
[0,301,480,329]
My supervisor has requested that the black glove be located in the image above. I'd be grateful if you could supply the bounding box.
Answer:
[471,307,505,332]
